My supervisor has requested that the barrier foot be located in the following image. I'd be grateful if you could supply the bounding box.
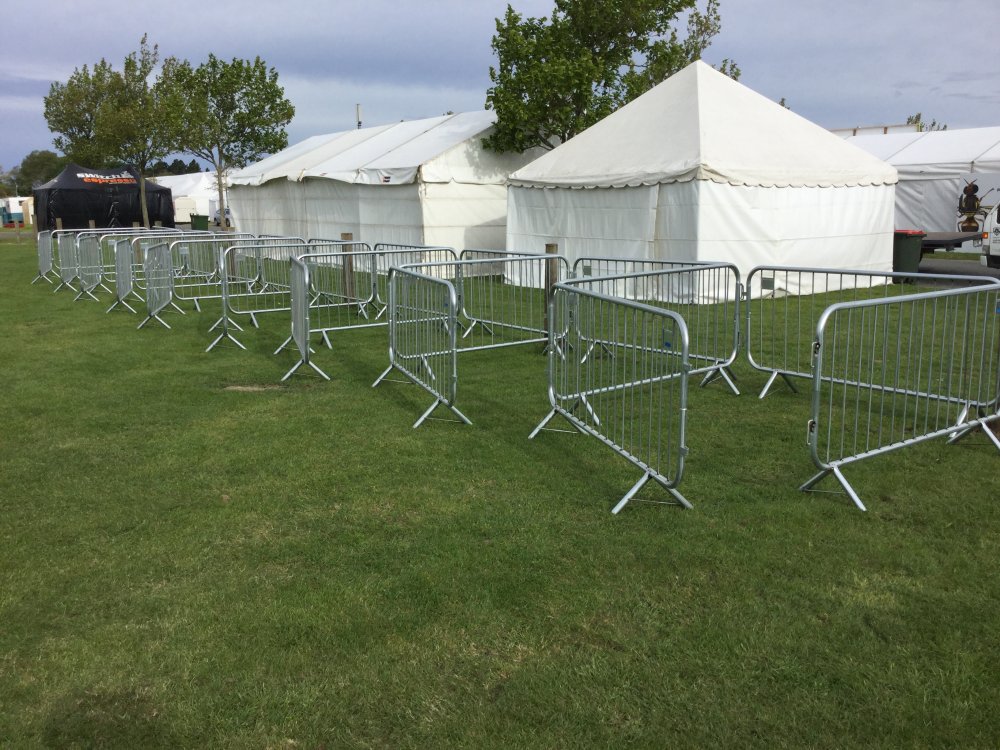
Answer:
[528,409,557,439]
[978,419,1000,452]
[53,281,72,293]
[74,288,100,302]
[800,466,866,511]
[32,273,53,285]
[274,335,292,355]
[206,330,246,352]
[99,282,113,294]
[193,299,202,312]
[106,298,137,314]
[138,314,171,330]
[701,366,740,396]
[322,332,332,349]
[169,301,186,315]
[371,364,394,388]
[413,398,472,429]
[281,359,331,382]
[250,312,259,329]
[612,472,692,514]
[758,370,797,399]
[209,314,243,333]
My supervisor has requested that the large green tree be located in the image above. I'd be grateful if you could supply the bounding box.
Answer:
[43,36,185,226]
[484,0,738,153]
[173,55,295,228]
[43,58,117,167]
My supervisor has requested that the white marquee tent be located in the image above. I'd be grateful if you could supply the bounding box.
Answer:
[846,127,1000,232]
[151,172,224,223]
[228,111,539,249]
[507,61,898,294]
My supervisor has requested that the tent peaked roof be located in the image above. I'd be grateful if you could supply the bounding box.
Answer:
[847,126,1000,177]
[509,60,897,189]
[229,111,501,187]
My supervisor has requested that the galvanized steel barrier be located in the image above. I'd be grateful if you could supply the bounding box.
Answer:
[530,279,692,513]
[746,266,997,399]
[561,263,742,394]
[33,231,56,284]
[209,239,308,351]
[137,243,181,329]
[801,280,1000,510]
[279,246,461,379]
[282,257,331,382]
[374,265,464,426]
[107,240,143,313]
[171,234,258,311]
[74,235,109,300]
[373,253,568,426]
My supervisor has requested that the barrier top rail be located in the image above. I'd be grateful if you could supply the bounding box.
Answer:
[745,264,1000,398]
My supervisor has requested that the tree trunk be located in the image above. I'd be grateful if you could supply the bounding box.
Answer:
[215,156,226,230]
[138,172,151,229]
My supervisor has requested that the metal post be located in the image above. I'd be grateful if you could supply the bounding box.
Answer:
[340,232,356,300]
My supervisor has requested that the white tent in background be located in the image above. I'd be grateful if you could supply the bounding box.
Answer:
[507,61,898,294]
[151,172,223,223]
[227,112,540,249]
[846,127,1000,232]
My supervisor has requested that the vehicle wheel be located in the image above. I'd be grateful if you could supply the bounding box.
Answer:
[987,255,1000,269]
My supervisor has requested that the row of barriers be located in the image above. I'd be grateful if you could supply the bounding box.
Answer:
[524,264,1000,512]
[30,231,1000,513]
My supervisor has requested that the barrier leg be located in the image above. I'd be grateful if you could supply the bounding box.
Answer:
[611,472,692,514]
[758,370,798,399]
[106,298,137,314]
[137,313,171,330]
[700,365,740,396]
[371,364,394,388]
[413,397,472,429]
[800,466,866,511]
[281,358,331,382]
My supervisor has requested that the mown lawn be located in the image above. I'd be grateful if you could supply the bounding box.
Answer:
[1,232,999,748]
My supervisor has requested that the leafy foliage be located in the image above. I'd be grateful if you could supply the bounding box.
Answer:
[43,59,117,167]
[43,36,186,226]
[906,112,947,132]
[16,150,69,189]
[172,55,295,221]
[484,0,739,152]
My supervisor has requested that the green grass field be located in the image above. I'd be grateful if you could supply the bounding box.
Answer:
[2,231,999,748]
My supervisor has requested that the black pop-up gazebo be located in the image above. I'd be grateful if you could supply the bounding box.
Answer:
[33,164,174,230]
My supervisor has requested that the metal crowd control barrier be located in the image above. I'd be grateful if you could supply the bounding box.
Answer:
[373,253,569,426]
[278,246,461,379]
[74,235,112,300]
[137,243,184,329]
[171,234,258,311]
[107,240,143,313]
[373,265,464,426]
[99,228,184,284]
[746,266,1000,399]
[33,230,56,284]
[52,231,80,292]
[559,263,742,394]
[208,240,308,351]
[284,257,331,381]
[803,280,1000,510]
[530,280,692,513]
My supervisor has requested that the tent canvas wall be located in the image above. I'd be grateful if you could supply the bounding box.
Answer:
[151,172,223,223]
[33,164,174,230]
[228,111,539,249]
[507,61,898,295]
[846,127,1000,234]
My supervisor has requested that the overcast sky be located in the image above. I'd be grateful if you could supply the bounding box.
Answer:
[2,0,1000,181]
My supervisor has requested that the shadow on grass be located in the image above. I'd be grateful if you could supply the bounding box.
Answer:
[43,686,179,748]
